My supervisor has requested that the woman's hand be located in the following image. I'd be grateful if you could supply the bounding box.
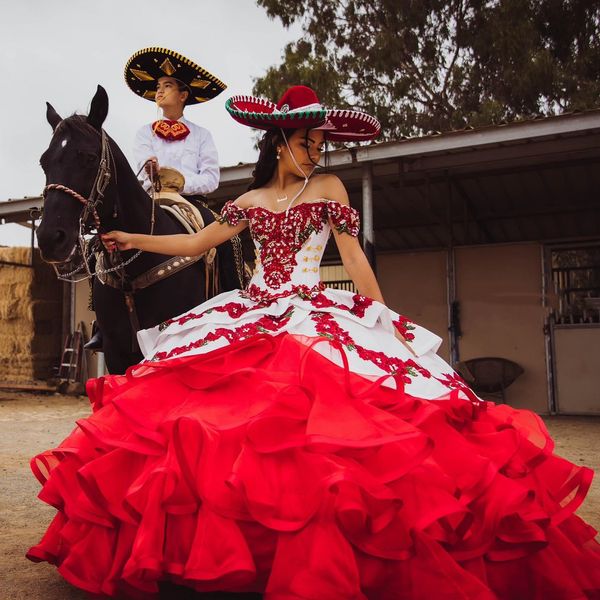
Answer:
[394,328,418,357]
[101,231,135,252]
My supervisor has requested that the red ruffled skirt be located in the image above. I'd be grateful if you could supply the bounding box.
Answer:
[28,334,600,599]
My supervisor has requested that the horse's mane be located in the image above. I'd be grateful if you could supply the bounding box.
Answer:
[57,114,100,137]
[57,114,134,179]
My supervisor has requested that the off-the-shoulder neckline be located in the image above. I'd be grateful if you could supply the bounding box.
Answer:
[233,199,354,216]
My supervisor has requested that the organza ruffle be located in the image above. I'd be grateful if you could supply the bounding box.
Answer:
[28,334,600,599]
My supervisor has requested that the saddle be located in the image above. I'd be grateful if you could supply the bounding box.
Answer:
[93,168,247,351]
[95,168,216,291]
[152,168,217,264]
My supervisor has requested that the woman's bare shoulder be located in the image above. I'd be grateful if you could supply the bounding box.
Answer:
[233,189,266,209]
[311,173,349,205]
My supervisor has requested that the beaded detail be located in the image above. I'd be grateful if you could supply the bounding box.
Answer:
[218,200,360,290]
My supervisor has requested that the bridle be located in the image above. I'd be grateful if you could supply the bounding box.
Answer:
[42,127,152,282]
[43,128,112,234]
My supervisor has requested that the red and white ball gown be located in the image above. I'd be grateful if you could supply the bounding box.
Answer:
[28,200,600,599]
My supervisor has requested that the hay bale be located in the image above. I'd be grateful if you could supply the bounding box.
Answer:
[0,247,62,383]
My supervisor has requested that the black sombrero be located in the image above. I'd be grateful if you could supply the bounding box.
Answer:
[124,47,227,105]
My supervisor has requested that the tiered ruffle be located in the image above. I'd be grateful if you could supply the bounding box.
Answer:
[28,333,600,599]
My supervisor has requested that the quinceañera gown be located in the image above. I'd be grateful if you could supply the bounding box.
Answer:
[28,200,600,599]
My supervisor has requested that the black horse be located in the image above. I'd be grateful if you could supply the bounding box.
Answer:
[36,85,243,375]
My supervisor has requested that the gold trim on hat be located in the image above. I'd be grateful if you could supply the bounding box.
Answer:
[143,90,157,100]
[159,57,177,76]
[190,78,211,89]
[130,68,155,81]
[124,47,227,104]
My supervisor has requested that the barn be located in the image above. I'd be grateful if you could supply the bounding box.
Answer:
[2,109,599,413]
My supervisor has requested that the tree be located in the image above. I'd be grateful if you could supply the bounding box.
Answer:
[254,0,600,139]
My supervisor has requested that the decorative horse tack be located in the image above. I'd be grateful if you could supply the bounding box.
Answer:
[41,128,212,347]
[37,86,246,374]
[42,129,147,282]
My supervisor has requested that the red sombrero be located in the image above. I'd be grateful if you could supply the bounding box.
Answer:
[225,85,380,141]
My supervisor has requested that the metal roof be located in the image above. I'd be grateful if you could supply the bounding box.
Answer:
[208,109,600,257]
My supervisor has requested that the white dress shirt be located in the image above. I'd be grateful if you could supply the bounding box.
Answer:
[133,116,220,195]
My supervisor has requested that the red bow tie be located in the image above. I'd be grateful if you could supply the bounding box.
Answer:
[152,120,190,142]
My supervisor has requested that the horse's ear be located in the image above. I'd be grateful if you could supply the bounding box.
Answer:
[87,85,109,130]
[46,102,62,131]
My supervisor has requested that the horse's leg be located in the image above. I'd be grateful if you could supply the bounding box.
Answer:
[102,337,142,375]
[92,280,142,375]
[191,203,243,292]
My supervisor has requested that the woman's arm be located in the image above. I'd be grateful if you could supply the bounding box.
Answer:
[324,176,416,353]
[102,218,247,257]
[333,230,385,303]
[322,175,385,302]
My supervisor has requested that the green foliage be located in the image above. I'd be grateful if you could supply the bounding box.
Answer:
[255,0,600,139]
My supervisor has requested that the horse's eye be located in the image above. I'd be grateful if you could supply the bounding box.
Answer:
[76,150,97,167]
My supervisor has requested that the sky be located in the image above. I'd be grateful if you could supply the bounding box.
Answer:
[0,0,301,246]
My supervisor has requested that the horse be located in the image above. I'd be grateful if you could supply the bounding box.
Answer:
[36,85,245,375]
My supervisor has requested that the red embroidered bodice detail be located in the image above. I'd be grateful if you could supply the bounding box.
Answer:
[219,200,360,290]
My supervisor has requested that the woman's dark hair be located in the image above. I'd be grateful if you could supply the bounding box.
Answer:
[248,128,295,190]
[248,128,329,191]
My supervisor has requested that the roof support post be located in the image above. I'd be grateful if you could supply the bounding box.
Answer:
[446,171,460,366]
[362,162,376,272]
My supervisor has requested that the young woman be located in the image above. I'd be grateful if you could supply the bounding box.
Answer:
[28,86,600,599]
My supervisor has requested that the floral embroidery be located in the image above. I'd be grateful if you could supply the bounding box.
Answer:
[218,201,247,226]
[241,282,327,305]
[327,201,360,237]
[435,372,483,406]
[152,308,295,361]
[220,201,360,290]
[159,302,253,331]
[311,312,414,380]
[405,359,431,378]
[392,316,416,341]
[248,204,327,289]
[348,294,373,318]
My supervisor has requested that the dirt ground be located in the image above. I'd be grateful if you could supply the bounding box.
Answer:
[1,391,599,600]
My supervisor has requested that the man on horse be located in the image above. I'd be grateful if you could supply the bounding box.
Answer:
[126,47,224,205]
[87,48,244,350]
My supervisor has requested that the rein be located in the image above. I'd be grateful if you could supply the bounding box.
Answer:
[43,128,155,282]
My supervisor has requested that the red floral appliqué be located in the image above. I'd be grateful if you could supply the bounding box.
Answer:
[241,282,326,305]
[311,312,415,379]
[152,308,295,361]
[218,201,360,290]
[435,371,483,407]
[393,316,416,341]
[158,301,254,331]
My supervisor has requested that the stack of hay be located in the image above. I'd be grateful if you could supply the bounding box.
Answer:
[0,247,62,383]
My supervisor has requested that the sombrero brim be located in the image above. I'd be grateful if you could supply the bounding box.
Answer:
[315,110,381,142]
[225,95,327,130]
[125,48,226,106]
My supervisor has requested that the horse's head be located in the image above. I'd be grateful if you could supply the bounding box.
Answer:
[36,85,110,262]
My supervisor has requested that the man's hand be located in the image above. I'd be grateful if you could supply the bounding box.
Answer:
[144,157,159,181]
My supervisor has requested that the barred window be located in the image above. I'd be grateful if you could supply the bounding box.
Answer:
[551,244,600,324]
